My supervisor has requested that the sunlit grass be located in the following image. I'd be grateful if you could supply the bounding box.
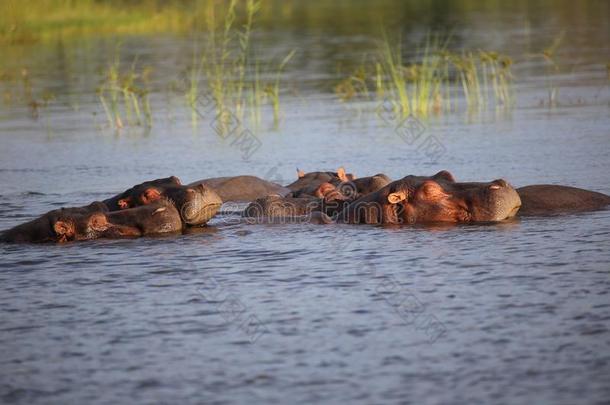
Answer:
[335,35,515,119]
[97,49,152,130]
[180,0,295,133]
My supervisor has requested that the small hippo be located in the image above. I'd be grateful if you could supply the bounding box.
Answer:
[243,195,321,220]
[1,200,184,243]
[104,177,222,226]
[243,181,354,220]
[286,167,355,195]
[334,176,521,224]
[188,176,291,202]
[0,202,109,243]
[99,199,183,238]
[517,185,610,216]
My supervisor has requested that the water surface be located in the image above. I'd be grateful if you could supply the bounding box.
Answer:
[1,3,610,404]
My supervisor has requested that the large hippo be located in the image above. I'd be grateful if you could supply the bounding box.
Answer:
[188,176,290,202]
[0,202,109,243]
[516,185,610,216]
[334,176,521,224]
[105,177,222,226]
[244,171,458,221]
[335,170,454,200]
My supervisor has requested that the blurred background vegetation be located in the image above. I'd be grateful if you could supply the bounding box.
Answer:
[0,0,608,132]
[1,0,606,44]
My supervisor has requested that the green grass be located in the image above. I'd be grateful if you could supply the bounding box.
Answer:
[180,0,295,133]
[335,34,515,118]
[97,48,152,130]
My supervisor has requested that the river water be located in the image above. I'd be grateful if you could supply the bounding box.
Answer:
[1,2,609,404]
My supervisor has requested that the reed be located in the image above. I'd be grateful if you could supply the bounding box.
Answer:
[97,49,152,130]
[181,0,294,133]
[334,35,515,119]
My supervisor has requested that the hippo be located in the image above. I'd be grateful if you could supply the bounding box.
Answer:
[0,199,184,243]
[334,176,521,224]
[0,202,109,243]
[98,199,183,238]
[243,196,321,220]
[318,170,454,202]
[348,173,392,196]
[286,167,355,195]
[243,181,353,220]
[104,177,222,226]
[516,185,610,216]
[103,176,182,210]
[188,176,290,202]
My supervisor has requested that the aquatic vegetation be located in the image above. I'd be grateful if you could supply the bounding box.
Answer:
[180,0,295,133]
[97,50,152,130]
[538,31,565,107]
[335,35,514,119]
[0,67,55,118]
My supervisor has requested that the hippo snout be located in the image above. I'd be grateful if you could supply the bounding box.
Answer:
[489,179,521,220]
[180,186,223,225]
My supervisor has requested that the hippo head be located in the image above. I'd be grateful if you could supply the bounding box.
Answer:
[385,178,521,224]
[313,182,351,202]
[52,211,109,242]
[107,177,223,226]
[164,184,223,226]
[340,175,521,224]
[120,184,222,226]
[103,176,182,210]
[287,167,356,192]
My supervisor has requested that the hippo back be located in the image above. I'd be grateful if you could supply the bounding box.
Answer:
[517,185,610,216]
[189,176,290,202]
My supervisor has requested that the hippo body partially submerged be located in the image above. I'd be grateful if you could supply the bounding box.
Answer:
[189,176,290,202]
[517,185,610,216]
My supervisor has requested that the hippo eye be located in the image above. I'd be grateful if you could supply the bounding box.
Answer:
[489,184,501,190]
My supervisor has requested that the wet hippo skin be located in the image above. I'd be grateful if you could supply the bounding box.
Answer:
[517,185,610,216]
[105,177,222,226]
[336,176,521,224]
[0,202,109,243]
[189,176,291,202]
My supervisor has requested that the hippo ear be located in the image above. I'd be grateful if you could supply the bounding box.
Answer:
[117,197,132,209]
[387,190,408,204]
[170,176,182,185]
[337,167,349,182]
[433,170,456,183]
[88,213,108,232]
[297,168,305,178]
[140,188,162,204]
[314,183,334,198]
[53,220,74,239]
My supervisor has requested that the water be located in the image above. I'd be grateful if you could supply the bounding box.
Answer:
[1,3,610,404]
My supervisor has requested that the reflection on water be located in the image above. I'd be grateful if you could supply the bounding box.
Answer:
[1,2,610,404]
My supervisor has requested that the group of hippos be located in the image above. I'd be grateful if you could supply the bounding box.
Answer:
[2,167,610,243]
